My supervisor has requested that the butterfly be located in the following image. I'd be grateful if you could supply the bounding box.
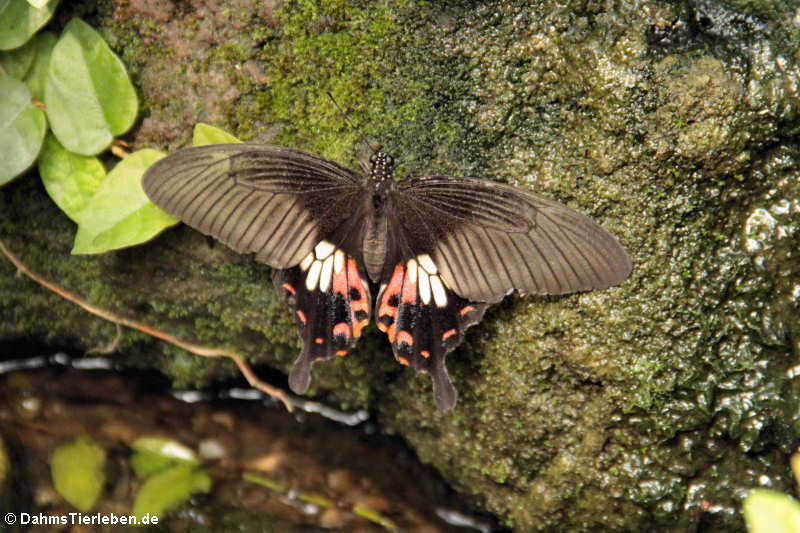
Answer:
[142,144,631,410]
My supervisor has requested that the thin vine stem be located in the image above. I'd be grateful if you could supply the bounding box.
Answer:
[0,236,293,411]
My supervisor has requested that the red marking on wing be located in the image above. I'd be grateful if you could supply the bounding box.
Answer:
[377,318,397,344]
[420,350,430,359]
[401,268,417,305]
[333,322,351,338]
[281,283,296,295]
[335,349,348,356]
[397,330,413,346]
[442,328,457,340]
[378,265,404,318]
[346,257,370,337]
[332,261,348,296]
[384,323,397,343]
[460,305,475,316]
[296,310,307,324]
[315,337,324,344]
[347,258,369,314]
[377,265,405,343]
[354,319,369,338]
[397,356,409,366]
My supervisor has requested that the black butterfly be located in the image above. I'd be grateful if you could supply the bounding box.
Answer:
[142,144,631,410]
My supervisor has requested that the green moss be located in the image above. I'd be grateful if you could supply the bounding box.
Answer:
[249,0,427,164]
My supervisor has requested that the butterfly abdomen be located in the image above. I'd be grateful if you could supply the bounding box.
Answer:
[361,159,397,282]
[362,204,388,283]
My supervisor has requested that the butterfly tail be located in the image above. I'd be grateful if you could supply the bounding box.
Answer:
[288,346,314,394]
[431,356,457,410]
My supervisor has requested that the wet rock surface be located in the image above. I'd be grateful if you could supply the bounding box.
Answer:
[1,1,798,531]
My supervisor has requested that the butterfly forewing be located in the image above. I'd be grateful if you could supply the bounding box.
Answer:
[396,177,536,230]
[392,177,632,303]
[142,144,366,269]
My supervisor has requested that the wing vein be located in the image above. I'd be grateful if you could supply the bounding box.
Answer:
[481,226,515,294]
[515,232,557,292]
[257,196,300,257]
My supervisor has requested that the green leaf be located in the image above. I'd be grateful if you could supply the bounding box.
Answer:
[0,0,58,51]
[192,123,241,146]
[38,134,106,222]
[45,18,138,155]
[130,437,199,479]
[0,75,46,185]
[26,0,49,8]
[72,149,179,254]
[0,33,36,78]
[132,464,211,522]
[22,30,55,100]
[50,436,107,512]
[743,489,800,533]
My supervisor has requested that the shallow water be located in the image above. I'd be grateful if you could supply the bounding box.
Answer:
[0,351,504,532]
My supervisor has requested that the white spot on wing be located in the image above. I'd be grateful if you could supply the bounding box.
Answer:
[306,260,322,291]
[300,252,314,271]
[319,255,334,292]
[417,254,438,275]
[314,240,335,259]
[406,258,418,284]
[333,249,345,273]
[418,269,431,304]
[430,275,447,308]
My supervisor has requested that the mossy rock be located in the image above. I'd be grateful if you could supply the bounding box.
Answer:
[2,1,798,530]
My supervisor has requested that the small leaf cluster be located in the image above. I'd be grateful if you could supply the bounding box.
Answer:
[1,6,137,181]
[50,435,211,523]
[0,1,182,254]
[129,436,212,521]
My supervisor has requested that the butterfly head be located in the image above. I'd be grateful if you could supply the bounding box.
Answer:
[369,151,395,183]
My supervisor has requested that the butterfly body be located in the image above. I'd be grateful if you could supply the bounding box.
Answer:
[142,144,631,410]
[360,152,395,281]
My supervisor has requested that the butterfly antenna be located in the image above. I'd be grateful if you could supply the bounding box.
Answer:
[325,91,379,154]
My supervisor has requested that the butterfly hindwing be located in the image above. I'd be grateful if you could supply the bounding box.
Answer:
[273,242,371,394]
[376,258,487,410]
